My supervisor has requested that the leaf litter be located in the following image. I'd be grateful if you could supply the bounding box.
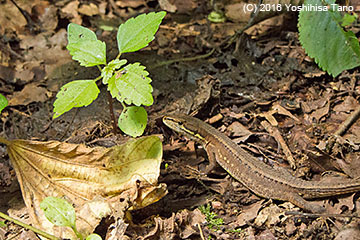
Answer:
[0,136,166,239]
[2,0,360,239]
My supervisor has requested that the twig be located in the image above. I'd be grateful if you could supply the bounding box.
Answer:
[260,120,296,169]
[0,41,25,60]
[0,211,60,240]
[9,0,40,33]
[334,105,360,136]
[221,0,262,49]
[197,222,206,240]
[285,211,360,219]
[60,108,79,140]
[148,48,216,69]
[7,108,31,118]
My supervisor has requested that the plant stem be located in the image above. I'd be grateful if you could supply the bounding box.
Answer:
[94,75,102,83]
[107,91,118,134]
[0,211,60,240]
[72,225,84,240]
[120,101,127,110]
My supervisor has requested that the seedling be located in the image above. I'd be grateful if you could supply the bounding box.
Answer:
[53,12,166,137]
[199,203,224,230]
[40,196,102,240]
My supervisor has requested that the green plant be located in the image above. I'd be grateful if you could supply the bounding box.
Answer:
[40,196,102,240]
[298,0,360,76]
[53,11,166,137]
[199,203,224,230]
[0,220,6,228]
[0,93,7,114]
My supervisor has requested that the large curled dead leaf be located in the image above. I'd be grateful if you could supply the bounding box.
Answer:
[0,136,166,239]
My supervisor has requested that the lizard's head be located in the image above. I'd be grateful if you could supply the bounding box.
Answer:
[162,114,206,144]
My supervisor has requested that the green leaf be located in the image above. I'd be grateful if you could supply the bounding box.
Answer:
[86,233,102,240]
[67,40,106,67]
[341,13,357,27]
[117,11,166,53]
[108,63,153,106]
[66,23,106,67]
[0,221,6,228]
[208,11,226,23]
[0,94,8,113]
[298,0,360,77]
[118,106,147,137]
[101,59,127,84]
[53,80,100,119]
[67,23,97,44]
[40,197,76,228]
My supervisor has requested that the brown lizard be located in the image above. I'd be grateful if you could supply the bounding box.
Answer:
[163,114,360,213]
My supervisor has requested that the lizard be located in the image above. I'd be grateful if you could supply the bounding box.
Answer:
[163,114,360,213]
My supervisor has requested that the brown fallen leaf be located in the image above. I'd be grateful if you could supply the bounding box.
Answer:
[0,136,166,239]
[254,203,287,228]
[334,227,360,240]
[0,1,27,35]
[143,209,205,239]
[78,3,99,16]
[159,0,177,13]
[236,201,263,227]
[158,0,197,13]
[158,75,218,117]
[8,83,50,106]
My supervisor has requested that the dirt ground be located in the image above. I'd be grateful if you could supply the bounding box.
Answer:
[1,0,360,239]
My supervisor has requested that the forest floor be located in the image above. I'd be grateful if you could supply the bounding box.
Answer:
[1,0,360,239]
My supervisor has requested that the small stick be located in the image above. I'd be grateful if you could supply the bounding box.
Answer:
[261,120,296,169]
[221,0,262,49]
[60,108,79,140]
[197,223,206,240]
[107,91,118,134]
[149,48,216,69]
[334,105,360,136]
[285,211,360,219]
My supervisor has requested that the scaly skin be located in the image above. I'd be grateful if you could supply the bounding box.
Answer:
[163,114,360,213]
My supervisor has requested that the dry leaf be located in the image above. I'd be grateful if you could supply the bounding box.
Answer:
[158,0,197,13]
[1,136,166,238]
[159,0,177,12]
[8,83,49,106]
[272,103,300,122]
[78,3,99,16]
[0,1,27,35]
[61,0,82,24]
[227,121,253,138]
[116,0,145,8]
[333,96,358,113]
[236,201,263,226]
[254,204,286,228]
[144,209,206,239]
[334,228,360,240]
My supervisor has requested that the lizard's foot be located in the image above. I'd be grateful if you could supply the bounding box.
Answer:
[306,204,326,213]
[290,194,326,213]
